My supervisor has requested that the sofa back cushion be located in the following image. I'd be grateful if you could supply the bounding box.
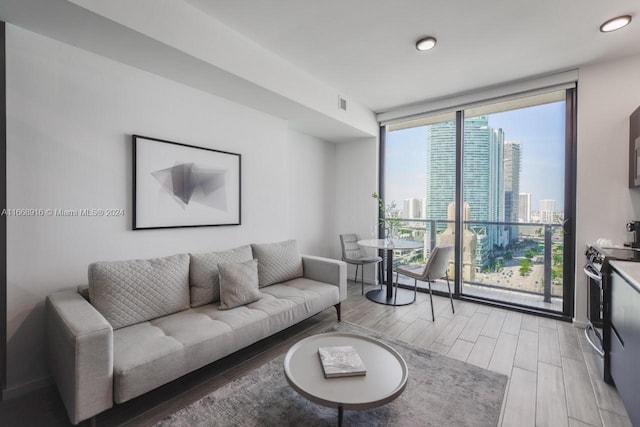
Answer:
[189,245,253,307]
[251,240,303,287]
[88,254,190,330]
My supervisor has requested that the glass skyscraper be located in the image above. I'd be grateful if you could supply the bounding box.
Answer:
[504,141,521,242]
[426,116,506,267]
[425,120,456,225]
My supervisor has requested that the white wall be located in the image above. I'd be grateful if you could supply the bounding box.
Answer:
[575,53,640,323]
[286,129,336,257]
[334,138,380,283]
[5,25,337,394]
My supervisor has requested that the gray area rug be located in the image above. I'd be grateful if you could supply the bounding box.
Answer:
[157,322,507,426]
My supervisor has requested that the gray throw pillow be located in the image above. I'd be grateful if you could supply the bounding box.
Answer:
[88,253,190,329]
[189,245,253,307]
[218,259,261,310]
[251,240,303,287]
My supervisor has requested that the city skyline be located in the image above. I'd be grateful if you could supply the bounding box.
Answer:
[385,101,566,214]
[396,195,558,219]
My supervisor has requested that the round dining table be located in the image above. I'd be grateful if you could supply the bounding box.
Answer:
[357,239,423,306]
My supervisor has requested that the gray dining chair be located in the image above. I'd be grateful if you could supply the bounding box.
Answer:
[394,245,455,320]
[339,233,383,295]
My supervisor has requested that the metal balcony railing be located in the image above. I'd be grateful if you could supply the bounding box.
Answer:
[382,217,564,303]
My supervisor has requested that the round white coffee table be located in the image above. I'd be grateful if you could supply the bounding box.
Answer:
[283,332,408,426]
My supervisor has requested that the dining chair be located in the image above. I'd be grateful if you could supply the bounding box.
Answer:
[394,245,455,321]
[339,233,383,295]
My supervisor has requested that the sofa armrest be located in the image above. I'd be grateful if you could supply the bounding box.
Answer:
[46,290,113,424]
[302,255,347,301]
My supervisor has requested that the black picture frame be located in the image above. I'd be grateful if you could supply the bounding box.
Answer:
[132,135,241,230]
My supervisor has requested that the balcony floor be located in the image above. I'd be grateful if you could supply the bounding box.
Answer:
[392,274,564,312]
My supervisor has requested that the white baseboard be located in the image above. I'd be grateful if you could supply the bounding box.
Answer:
[572,319,588,329]
[2,375,52,400]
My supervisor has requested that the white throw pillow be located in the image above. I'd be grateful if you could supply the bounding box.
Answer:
[218,259,261,310]
[189,245,253,307]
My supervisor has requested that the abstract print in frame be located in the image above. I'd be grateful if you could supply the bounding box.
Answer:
[133,135,241,229]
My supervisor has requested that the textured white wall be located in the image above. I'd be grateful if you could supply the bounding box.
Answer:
[334,138,379,283]
[574,53,640,323]
[285,129,337,257]
[5,25,336,394]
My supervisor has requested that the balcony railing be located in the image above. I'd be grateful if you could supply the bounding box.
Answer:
[383,218,564,304]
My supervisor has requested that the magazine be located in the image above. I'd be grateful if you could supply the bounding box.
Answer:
[318,345,367,378]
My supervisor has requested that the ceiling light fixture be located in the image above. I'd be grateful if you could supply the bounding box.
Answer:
[600,15,632,32]
[416,36,437,51]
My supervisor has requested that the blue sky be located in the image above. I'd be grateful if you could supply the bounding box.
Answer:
[385,101,566,213]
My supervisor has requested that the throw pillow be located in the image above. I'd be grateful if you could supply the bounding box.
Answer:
[189,245,253,307]
[250,240,303,287]
[218,259,261,310]
[88,253,190,329]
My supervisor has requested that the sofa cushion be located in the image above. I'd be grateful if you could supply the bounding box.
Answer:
[111,277,340,403]
[189,245,253,307]
[88,254,190,330]
[251,240,303,287]
[218,259,261,310]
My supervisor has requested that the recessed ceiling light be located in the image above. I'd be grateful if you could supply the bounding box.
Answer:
[416,36,437,51]
[600,15,632,32]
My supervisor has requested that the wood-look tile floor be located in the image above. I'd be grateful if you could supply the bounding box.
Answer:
[346,282,632,427]
[0,280,632,427]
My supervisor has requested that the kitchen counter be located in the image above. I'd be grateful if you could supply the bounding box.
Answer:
[609,261,640,293]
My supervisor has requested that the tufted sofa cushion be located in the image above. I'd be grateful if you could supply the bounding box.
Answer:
[88,254,190,330]
[111,277,340,403]
[251,240,304,287]
[189,245,253,307]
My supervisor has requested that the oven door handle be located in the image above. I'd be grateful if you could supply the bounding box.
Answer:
[583,263,602,282]
[584,323,605,358]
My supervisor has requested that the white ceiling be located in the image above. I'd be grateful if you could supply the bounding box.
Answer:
[185,0,640,113]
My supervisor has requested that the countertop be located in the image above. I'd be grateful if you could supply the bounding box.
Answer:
[609,261,640,293]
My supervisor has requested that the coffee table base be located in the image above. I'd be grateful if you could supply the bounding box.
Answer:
[366,288,415,306]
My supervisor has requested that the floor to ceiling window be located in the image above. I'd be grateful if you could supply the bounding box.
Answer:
[382,89,576,318]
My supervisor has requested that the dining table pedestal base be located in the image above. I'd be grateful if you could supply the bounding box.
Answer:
[366,288,415,306]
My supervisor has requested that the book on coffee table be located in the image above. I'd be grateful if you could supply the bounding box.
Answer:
[318,345,367,378]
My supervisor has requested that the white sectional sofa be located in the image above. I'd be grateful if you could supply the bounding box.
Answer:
[45,240,346,424]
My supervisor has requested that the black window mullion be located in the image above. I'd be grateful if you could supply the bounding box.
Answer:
[454,110,464,295]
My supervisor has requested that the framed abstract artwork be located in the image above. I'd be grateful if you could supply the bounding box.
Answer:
[132,135,241,229]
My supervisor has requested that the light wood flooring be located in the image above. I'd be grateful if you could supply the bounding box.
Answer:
[0,280,632,426]
[347,282,632,427]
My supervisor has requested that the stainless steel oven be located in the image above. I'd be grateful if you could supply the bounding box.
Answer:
[584,248,605,357]
[583,256,604,357]
[583,244,640,383]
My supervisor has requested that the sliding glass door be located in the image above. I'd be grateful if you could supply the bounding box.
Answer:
[383,90,575,317]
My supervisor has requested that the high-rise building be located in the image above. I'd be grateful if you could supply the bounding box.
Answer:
[426,120,456,225]
[403,197,423,219]
[519,193,531,222]
[426,116,505,266]
[504,141,521,243]
[540,199,555,223]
